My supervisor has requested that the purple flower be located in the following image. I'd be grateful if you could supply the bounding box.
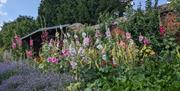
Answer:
[125,32,131,40]
[143,38,150,45]
[62,49,70,57]
[47,57,59,64]
[105,30,111,37]
[83,37,90,46]
[138,35,144,43]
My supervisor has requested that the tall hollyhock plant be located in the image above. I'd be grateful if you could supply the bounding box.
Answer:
[41,31,48,42]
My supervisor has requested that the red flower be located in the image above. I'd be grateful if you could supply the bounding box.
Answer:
[159,25,165,36]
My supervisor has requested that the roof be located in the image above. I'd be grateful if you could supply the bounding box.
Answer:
[158,4,173,13]
[21,24,70,40]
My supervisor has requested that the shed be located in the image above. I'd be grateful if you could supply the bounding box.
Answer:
[21,24,70,57]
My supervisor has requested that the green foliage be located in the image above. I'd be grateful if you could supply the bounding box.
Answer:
[38,0,131,26]
[168,0,180,13]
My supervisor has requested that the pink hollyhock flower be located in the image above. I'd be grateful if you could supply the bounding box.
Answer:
[15,35,20,42]
[26,50,33,58]
[117,40,127,48]
[41,31,48,42]
[138,35,144,43]
[15,35,22,46]
[83,37,90,46]
[18,39,23,47]
[30,39,33,47]
[143,38,150,45]
[12,42,16,49]
[125,32,131,40]
[105,30,111,37]
[159,25,165,36]
[47,57,59,64]
[62,49,70,57]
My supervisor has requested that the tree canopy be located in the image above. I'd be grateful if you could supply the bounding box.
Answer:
[38,0,132,27]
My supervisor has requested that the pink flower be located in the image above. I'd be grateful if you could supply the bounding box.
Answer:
[47,57,59,64]
[62,49,70,57]
[18,39,23,47]
[138,35,144,42]
[12,42,16,49]
[26,50,33,58]
[30,39,33,46]
[83,37,90,46]
[117,40,127,48]
[41,31,48,42]
[125,32,131,40]
[15,35,20,42]
[143,38,150,45]
[15,35,22,46]
[159,25,165,36]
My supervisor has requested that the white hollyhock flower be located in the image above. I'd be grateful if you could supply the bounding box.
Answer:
[82,32,86,38]
[74,34,78,39]
[67,33,71,38]
[70,61,77,69]
[97,44,103,50]
[102,54,107,60]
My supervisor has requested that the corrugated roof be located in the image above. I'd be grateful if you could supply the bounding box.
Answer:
[21,24,70,40]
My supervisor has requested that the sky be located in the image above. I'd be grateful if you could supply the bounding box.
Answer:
[0,0,168,29]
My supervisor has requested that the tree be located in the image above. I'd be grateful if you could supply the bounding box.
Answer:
[38,0,132,27]
[168,0,180,14]
[0,15,39,49]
